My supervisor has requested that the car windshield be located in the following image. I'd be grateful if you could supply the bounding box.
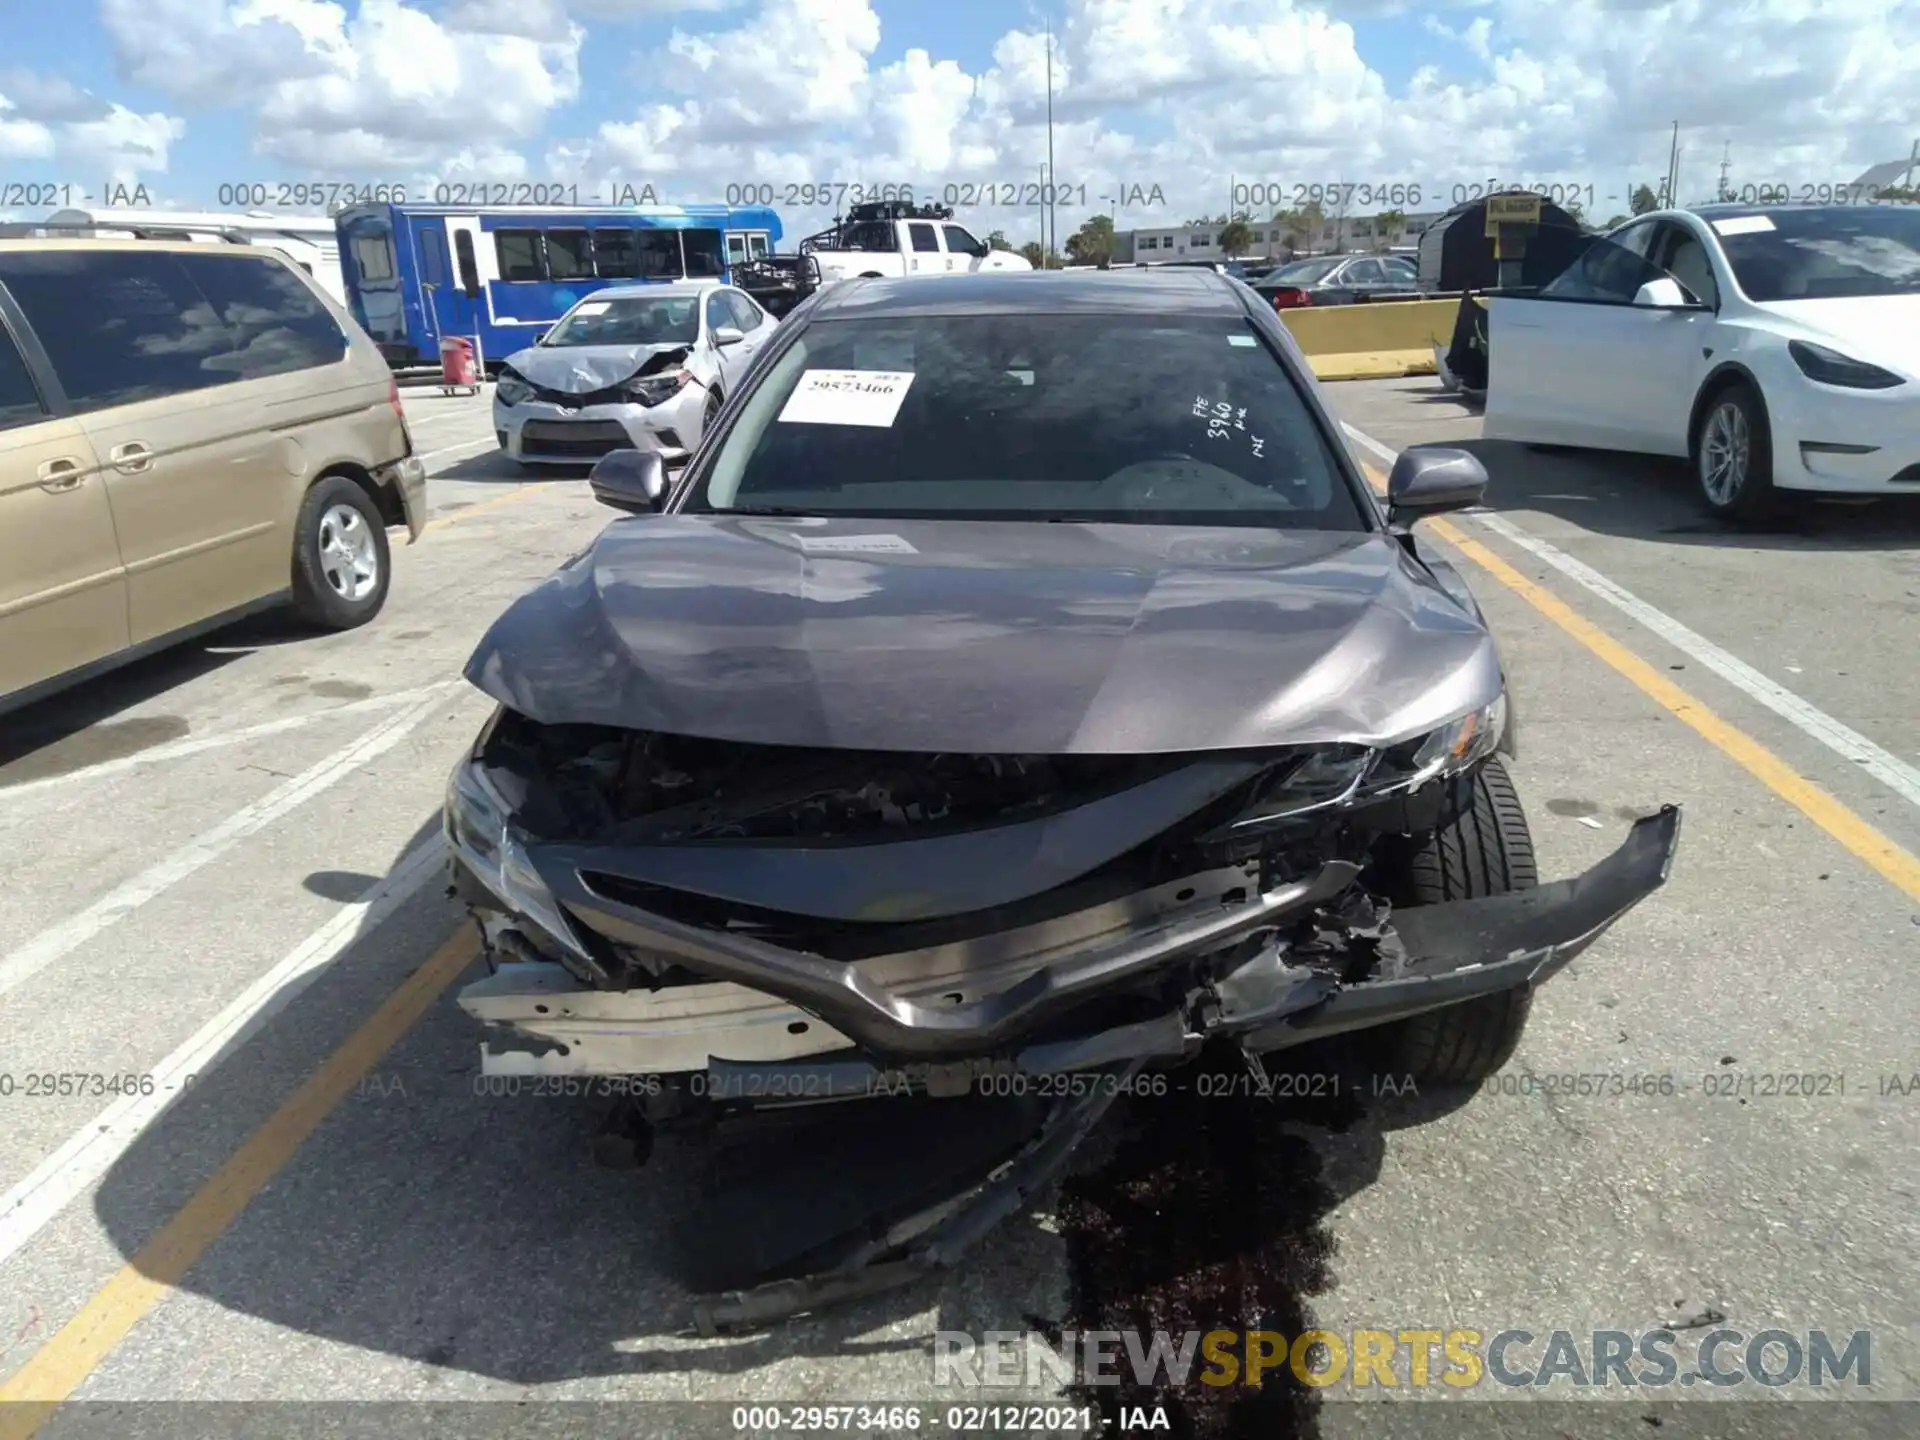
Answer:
[1710,207,1920,301]
[1274,258,1342,284]
[688,312,1366,530]
[543,295,700,346]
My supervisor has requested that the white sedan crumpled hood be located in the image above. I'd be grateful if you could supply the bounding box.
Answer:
[1761,294,1920,377]
[503,342,691,393]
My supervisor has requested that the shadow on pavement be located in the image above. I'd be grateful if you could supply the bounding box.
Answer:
[87,811,1471,1437]
[1457,437,1920,553]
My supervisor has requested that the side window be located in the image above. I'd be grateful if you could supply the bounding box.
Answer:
[420,229,447,286]
[1540,221,1665,303]
[0,323,47,432]
[350,231,395,282]
[748,233,770,259]
[592,229,639,278]
[941,224,982,256]
[704,290,733,335]
[908,222,940,253]
[175,253,348,381]
[0,250,237,412]
[494,230,544,282]
[726,234,747,264]
[1384,258,1418,281]
[724,290,764,332]
[1346,259,1385,284]
[545,229,592,281]
[454,230,480,294]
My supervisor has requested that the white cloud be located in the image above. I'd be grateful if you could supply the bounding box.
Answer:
[0,97,56,162]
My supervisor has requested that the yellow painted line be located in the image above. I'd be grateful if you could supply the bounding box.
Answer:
[0,931,478,1433]
[421,483,541,535]
[1359,451,1920,904]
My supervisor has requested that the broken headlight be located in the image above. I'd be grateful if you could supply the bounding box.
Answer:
[445,758,593,966]
[495,372,533,407]
[1362,693,1508,799]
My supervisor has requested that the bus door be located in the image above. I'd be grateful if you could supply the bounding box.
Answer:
[442,214,495,353]
[410,214,463,347]
[339,211,411,363]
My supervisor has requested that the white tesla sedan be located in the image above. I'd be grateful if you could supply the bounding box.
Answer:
[1482,203,1920,519]
[493,281,777,468]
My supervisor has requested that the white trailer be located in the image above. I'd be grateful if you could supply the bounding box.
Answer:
[41,207,345,303]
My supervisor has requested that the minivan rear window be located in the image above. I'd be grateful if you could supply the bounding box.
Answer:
[174,253,347,380]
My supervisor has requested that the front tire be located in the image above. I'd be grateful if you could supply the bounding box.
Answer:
[1693,381,1776,521]
[1374,757,1537,1085]
[290,475,391,630]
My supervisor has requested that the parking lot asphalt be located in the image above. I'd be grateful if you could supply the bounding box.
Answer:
[2,376,1917,1439]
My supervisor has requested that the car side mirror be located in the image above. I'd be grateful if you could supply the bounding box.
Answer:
[712,325,745,348]
[1633,277,1692,309]
[1385,447,1487,530]
[589,449,667,514]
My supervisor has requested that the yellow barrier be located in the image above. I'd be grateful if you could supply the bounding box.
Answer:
[1279,297,1462,382]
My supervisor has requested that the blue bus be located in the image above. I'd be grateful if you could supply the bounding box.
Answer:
[334,201,783,370]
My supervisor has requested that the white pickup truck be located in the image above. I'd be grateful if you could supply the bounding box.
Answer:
[797,202,1032,283]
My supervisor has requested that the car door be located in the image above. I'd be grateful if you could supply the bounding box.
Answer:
[722,289,772,366]
[905,222,943,275]
[1484,219,1676,448]
[0,301,127,702]
[0,247,290,644]
[1341,257,1388,302]
[1381,257,1421,295]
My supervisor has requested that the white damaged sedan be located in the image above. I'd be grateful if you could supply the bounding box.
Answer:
[492,281,778,468]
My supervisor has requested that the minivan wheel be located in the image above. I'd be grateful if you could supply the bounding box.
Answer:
[1694,382,1776,521]
[291,475,391,630]
[1370,756,1538,1086]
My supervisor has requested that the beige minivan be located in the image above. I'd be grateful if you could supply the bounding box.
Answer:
[0,236,427,716]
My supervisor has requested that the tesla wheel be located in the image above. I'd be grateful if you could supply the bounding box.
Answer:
[290,475,391,630]
[1693,381,1776,521]
[1372,757,1537,1086]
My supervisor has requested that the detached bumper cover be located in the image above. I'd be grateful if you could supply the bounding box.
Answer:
[460,805,1681,1074]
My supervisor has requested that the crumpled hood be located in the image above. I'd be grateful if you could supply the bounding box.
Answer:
[464,515,1503,755]
[502,342,690,394]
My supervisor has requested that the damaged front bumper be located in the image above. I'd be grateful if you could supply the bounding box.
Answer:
[458,804,1681,1081]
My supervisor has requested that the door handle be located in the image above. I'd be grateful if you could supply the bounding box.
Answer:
[109,441,154,473]
[37,457,85,492]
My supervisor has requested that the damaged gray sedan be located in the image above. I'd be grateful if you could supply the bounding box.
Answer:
[446,269,1681,1330]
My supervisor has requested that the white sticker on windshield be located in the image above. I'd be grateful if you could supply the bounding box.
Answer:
[778,369,916,427]
[793,533,919,554]
[573,301,611,316]
[1228,335,1256,346]
[1711,215,1776,236]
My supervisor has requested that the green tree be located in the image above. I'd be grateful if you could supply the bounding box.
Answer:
[1065,213,1117,265]
[1629,183,1660,215]
[1372,209,1408,249]
[985,229,1012,251]
[1217,219,1252,256]
[1018,239,1045,268]
[1876,184,1920,203]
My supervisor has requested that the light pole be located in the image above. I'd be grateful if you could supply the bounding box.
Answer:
[1045,14,1057,269]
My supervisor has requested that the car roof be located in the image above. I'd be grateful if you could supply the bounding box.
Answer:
[812,267,1250,318]
[0,237,278,256]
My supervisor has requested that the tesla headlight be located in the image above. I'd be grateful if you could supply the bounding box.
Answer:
[445,758,592,965]
[624,369,692,407]
[495,373,533,407]
[1362,694,1508,798]
[1787,341,1904,390]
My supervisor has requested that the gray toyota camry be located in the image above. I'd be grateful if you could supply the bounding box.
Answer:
[445,268,1681,1329]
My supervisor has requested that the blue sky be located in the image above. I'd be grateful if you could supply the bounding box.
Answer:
[3,0,1914,235]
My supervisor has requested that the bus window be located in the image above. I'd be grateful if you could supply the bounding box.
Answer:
[726,234,747,264]
[635,231,682,279]
[683,228,725,277]
[749,233,770,259]
[421,229,447,286]
[546,229,592,280]
[454,230,480,296]
[592,228,638,278]
[495,230,544,282]
[351,230,395,282]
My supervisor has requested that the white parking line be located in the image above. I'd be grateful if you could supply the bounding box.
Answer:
[0,834,450,1269]
[0,691,450,1001]
[418,435,500,467]
[0,683,459,801]
[1342,421,1920,813]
